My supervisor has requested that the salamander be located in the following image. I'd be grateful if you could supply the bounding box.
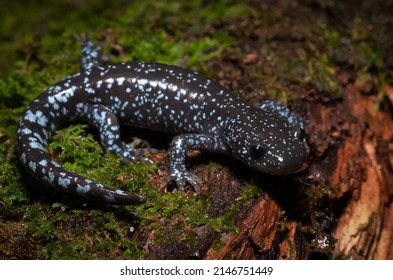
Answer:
[16,37,308,205]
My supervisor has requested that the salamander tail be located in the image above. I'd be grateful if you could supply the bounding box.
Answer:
[17,117,146,205]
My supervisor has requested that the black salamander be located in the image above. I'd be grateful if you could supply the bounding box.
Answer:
[16,38,307,205]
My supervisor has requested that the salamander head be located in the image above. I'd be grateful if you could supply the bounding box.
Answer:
[225,110,308,175]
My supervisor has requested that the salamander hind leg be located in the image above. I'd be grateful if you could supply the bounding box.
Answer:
[76,33,103,70]
[81,104,157,163]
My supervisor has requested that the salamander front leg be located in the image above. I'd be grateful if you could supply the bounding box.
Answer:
[161,134,224,194]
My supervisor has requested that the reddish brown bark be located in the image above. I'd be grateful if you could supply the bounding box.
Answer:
[332,84,393,259]
[205,198,280,260]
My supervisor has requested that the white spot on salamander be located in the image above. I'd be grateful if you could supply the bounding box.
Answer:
[24,110,48,127]
[117,77,125,86]
[58,177,71,189]
[38,159,48,167]
[76,184,91,194]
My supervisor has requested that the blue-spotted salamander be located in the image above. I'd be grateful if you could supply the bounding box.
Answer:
[16,37,308,205]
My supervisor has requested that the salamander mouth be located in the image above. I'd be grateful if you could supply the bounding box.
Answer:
[261,160,308,175]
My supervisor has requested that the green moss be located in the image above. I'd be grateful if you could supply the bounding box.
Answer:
[208,184,260,240]
[21,202,149,259]
[207,162,219,173]
[49,124,157,197]
[281,35,339,95]
[241,183,261,201]
[24,204,60,242]
[82,0,245,75]
[39,242,90,260]
[0,126,30,207]
[134,190,211,240]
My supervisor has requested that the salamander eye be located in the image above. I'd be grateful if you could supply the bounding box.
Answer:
[250,145,265,160]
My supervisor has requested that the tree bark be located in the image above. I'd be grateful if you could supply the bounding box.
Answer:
[332,84,393,259]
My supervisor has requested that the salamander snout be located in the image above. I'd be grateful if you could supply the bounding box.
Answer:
[246,135,308,175]
[225,111,308,175]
